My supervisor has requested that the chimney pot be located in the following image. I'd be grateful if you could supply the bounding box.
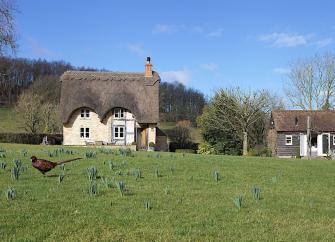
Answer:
[145,57,153,77]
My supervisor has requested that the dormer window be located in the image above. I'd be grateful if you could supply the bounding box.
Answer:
[114,108,124,119]
[295,117,298,126]
[81,109,90,118]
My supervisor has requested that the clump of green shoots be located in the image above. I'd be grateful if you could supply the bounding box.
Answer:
[101,177,113,188]
[155,168,161,178]
[233,195,243,209]
[87,182,99,196]
[58,174,65,183]
[169,167,175,175]
[272,176,278,183]
[164,186,170,195]
[11,166,20,180]
[105,160,115,170]
[116,181,126,196]
[115,170,122,176]
[59,164,65,171]
[0,147,6,158]
[251,186,261,200]
[144,201,152,210]
[87,166,98,180]
[21,149,28,157]
[6,188,15,200]
[214,171,220,182]
[85,151,97,158]
[0,162,6,170]
[133,169,142,180]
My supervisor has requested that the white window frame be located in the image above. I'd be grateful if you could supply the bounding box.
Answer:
[80,109,90,118]
[333,135,335,146]
[285,135,293,146]
[113,126,125,140]
[114,108,124,119]
[80,127,90,139]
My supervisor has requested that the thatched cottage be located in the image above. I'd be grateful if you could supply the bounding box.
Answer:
[59,57,167,150]
[268,110,335,158]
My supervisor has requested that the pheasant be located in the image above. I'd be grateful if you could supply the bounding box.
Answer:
[31,156,82,175]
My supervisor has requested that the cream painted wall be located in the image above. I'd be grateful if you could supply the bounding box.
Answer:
[63,108,139,146]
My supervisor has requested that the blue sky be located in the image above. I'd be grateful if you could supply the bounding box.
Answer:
[15,0,335,97]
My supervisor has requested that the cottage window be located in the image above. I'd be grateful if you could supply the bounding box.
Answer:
[285,135,293,145]
[333,135,335,146]
[114,126,125,139]
[81,109,90,118]
[80,128,90,138]
[114,108,124,119]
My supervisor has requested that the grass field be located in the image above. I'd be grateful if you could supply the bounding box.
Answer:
[0,143,335,241]
[0,108,22,133]
[159,121,202,143]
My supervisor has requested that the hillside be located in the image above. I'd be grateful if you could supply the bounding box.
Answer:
[0,108,22,133]
[0,143,334,241]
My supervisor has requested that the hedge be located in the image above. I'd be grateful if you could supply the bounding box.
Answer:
[0,133,63,145]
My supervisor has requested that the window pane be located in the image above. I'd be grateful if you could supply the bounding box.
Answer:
[85,109,90,117]
[81,110,85,117]
[120,109,124,118]
[80,128,84,137]
[120,127,124,138]
[85,128,90,138]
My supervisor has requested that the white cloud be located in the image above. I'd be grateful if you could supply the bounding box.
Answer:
[27,37,54,56]
[259,32,310,48]
[152,24,177,34]
[201,62,219,72]
[160,69,192,85]
[127,43,147,57]
[206,28,224,38]
[273,67,290,75]
[152,24,224,38]
[316,38,334,48]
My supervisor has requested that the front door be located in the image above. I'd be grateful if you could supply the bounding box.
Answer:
[322,133,330,155]
[140,128,148,149]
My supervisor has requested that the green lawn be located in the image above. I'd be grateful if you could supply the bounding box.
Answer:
[0,143,335,241]
[159,121,202,143]
[0,108,22,133]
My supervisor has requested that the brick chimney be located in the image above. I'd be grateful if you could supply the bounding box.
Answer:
[145,57,153,77]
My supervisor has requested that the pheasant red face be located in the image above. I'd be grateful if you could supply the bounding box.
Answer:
[31,156,37,162]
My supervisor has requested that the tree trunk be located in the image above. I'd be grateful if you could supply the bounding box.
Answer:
[243,131,248,156]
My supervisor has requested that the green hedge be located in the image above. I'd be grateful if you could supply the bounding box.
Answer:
[0,133,63,145]
[175,149,195,154]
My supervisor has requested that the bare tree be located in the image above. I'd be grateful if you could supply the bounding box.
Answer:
[285,53,335,110]
[204,88,271,156]
[15,92,42,133]
[0,0,17,55]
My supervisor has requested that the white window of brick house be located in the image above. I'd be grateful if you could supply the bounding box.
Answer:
[80,128,90,138]
[114,126,125,139]
[285,135,293,145]
[114,108,124,119]
[81,109,90,118]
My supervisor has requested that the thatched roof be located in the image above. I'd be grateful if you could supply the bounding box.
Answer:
[271,110,335,132]
[59,70,160,124]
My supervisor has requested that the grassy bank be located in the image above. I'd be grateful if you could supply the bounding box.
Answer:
[0,143,334,241]
[0,108,22,133]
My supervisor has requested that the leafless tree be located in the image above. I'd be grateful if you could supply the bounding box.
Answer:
[0,0,17,55]
[285,53,335,110]
[205,88,272,156]
[15,92,42,133]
